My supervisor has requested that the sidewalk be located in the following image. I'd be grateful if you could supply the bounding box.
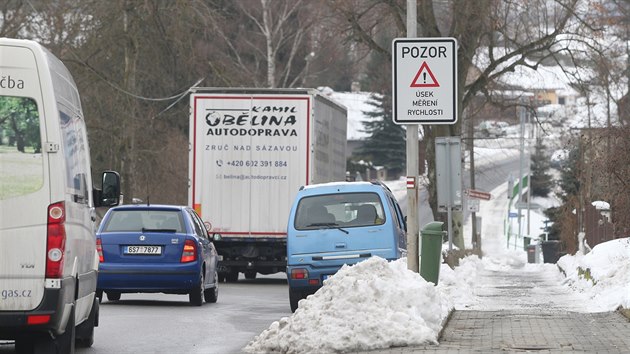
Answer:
[360,262,630,353]
[363,310,630,353]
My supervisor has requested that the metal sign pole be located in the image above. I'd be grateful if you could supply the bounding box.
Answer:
[446,138,453,251]
[405,0,420,273]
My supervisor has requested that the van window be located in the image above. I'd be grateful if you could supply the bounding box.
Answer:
[295,192,385,230]
[59,110,90,203]
[0,96,44,200]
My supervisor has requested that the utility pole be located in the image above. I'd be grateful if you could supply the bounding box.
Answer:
[405,0,420,273]
[517,100,526,248]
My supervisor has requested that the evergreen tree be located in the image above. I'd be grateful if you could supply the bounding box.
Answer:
[530,137,553,197]
[357,92,406,177]
[557,147,580,202]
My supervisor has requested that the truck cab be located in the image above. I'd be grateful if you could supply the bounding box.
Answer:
[286,181,407,312]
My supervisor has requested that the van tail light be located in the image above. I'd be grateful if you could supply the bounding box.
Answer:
[290,268,308,280]
[27,315,51,325]
[180,239,197,263]
[96,239,104,263]
[46,202,66,278]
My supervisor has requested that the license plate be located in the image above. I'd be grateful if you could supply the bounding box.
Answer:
[124,245,162,255]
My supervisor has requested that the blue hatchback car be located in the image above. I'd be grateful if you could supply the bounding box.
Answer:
[286,182,407,312]
[96,204,219,306]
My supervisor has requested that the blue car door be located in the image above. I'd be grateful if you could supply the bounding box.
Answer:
[186,209,215,285]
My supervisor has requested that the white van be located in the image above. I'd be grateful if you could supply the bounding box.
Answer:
[0,38,120,353]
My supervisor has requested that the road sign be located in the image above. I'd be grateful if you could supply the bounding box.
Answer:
[468,199,480,212]
[465,189,491,200]
[436,137,462,211]
[392,38,457,124]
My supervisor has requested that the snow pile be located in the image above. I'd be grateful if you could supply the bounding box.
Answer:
[557,237,630,310]
[243,257,452,354]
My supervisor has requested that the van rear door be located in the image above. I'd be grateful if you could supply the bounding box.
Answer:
[0,42,50,311]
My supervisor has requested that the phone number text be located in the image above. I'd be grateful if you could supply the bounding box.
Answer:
[226,160,288,167]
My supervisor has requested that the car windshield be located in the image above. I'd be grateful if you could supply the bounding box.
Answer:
[102,209,185,233]
[294,192,385,230]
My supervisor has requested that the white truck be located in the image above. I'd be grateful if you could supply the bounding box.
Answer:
[188,88,347,281]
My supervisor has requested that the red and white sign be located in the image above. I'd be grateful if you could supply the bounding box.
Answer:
[465,189,492,201]
[410,62,439,88]
[392,37,457,125]
[406,176,416,189]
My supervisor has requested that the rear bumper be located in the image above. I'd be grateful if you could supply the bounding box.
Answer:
[0,278,73,340]
[286,264,342,291]
[97,262,200,292]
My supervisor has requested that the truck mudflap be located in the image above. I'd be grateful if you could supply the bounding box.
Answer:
[214,238,287,277]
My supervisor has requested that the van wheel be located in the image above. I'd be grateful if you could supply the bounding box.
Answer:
[244,271,257,280]
[95,290,103,303]
[189,272,204,306]
[289,288,303,313]
[76,298,98,348]
[204,271,219,303]
[14,335,34,354]
[32,307,75,354]
[106,292,121,301]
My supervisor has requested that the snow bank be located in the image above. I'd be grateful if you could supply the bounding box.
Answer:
[557,237,630,310]
[243,257,453,354]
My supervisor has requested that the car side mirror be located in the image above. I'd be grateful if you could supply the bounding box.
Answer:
[97,171,121,207]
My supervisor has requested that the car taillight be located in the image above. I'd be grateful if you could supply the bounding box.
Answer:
[96,238,104,263]
[180,239,197,263]
[46,202,66,278]
[290,268,308,280]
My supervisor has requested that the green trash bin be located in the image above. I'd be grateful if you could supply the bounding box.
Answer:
[420,221,445,285]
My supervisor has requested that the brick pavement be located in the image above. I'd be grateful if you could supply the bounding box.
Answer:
[359,309,630,353]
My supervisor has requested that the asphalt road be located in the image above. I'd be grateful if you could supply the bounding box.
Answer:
[0,274,291,354]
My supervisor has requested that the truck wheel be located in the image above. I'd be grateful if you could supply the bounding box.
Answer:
[289,288,303,313]
[226,271,239,283]
[106,292,120,301]
[204,271,219,303]
[189,272,204,306]
[76,297,99,348]
[244,271,257,280]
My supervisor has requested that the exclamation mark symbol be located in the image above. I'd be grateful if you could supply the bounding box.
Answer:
[423,73,427,83]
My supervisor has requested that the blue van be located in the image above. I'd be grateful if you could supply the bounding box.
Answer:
[286,181,407,311]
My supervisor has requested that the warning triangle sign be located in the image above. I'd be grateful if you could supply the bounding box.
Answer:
[410,62,439,88]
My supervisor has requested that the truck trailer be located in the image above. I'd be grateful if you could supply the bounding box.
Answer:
[188,88,347,281]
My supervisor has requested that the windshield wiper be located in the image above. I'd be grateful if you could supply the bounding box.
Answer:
[141,228,177,233]
[305,223,349,234]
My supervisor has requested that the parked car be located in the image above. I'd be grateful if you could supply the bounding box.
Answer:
[96,204,219,306]
[286,181,407,312]
[477,120,508,138]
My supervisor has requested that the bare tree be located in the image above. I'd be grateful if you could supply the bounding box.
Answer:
[326,0,583,249]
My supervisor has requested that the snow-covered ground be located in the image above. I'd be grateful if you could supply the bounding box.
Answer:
[243,171,629,353]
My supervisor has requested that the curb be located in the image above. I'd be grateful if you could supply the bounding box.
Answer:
[437,308,455,341]
[619,307,630,320]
